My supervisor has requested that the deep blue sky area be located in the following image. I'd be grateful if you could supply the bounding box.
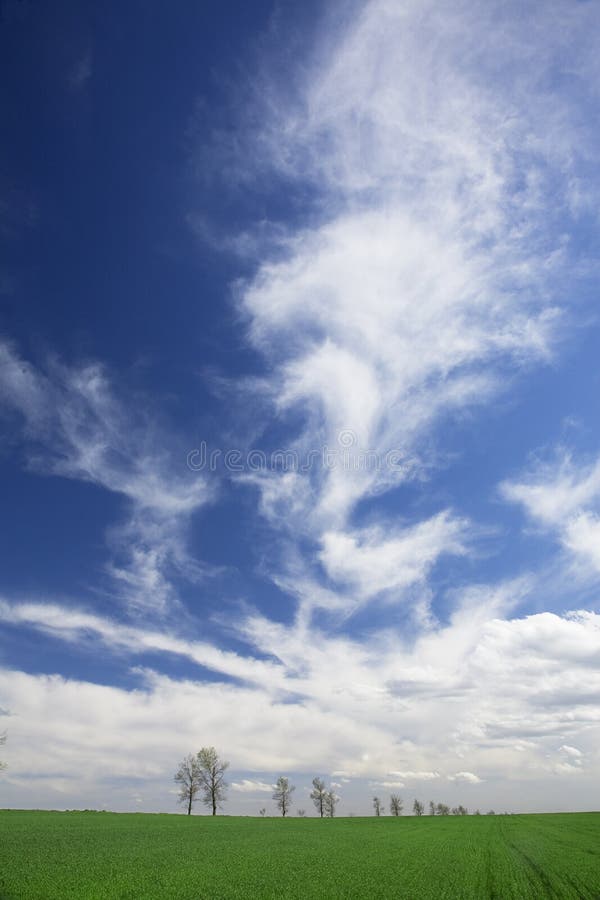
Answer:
[0,0,286,629]
[1,0,283,377]
[1,0,599,816]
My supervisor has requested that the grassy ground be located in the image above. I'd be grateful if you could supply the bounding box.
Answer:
[0,810,599,899]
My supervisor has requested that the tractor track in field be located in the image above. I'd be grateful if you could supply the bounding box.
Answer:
[498,817,588,900]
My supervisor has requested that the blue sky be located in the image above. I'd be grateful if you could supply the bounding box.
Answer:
[1,0,600,815]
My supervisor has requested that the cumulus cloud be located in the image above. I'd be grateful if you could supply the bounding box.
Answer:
[448,772,482,785]
[549,744,586,776]
[231,780,273,793]
[559,745,583,759]
[3,0,600,815]
[371,781,405,790]
[1,596,599,811]
[388,771,440,782]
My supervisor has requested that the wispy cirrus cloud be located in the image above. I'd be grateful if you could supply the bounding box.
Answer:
[318,512,468,601]
[3,0,600,816]
[0,341,214,614]
[191,0,600,628]
[67,50,92,92]
[502,450,600,577]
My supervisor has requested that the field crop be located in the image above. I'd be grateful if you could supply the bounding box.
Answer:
[0,810,599,899]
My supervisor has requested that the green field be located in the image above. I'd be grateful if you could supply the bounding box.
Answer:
[1,810,599,899]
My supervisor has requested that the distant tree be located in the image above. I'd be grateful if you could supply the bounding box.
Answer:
[457,805,468,816]
[436,803,450,816]
[486,810,496,816]
[0,732,6,771]
[474,809,481,815]
[273,776,295,817]
[429,800,436,815]
[259,808,266,817]
[174,754,202,815]
[373,796,384,816]
[310,777,327,818]
[389,794,403,816]
[324,790,339,818]
[297,808,306,817]
[413,799,424,816]
[197,747,229,816]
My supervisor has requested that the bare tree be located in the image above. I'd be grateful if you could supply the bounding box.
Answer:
[259,808,266,817]
[197,747,229,816]
[324,790,339,818]
[297,808,306,817]
[310,777,327,818]
[436,803,450,816]
[452,804,468,816]
[429,800,436,815]
[273,776,295,817]
[389,794,403,816]
[174,754,202,815]
[373,796,384,816]
[413,799,424,816]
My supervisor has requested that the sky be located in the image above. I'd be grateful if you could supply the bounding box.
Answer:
[0,0,599,816]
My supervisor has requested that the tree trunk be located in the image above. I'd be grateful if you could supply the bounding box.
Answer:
[187,794,192,815]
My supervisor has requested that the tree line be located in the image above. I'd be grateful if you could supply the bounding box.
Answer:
[175,750,491,817]
[175,750,340,818]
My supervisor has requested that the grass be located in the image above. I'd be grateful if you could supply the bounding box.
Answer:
[1,810,599,899]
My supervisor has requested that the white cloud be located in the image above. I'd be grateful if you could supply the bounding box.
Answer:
[501,454,600,527]
[231,780,273,793]
[68,51,92,92]
[0,341,213,613]
[2,595,599,811]
[0,600,287,694]
[241,207,560,534]
[559,745,582,759]
[371,780,405,790]
[563,514,600,573]
[388,771,440,781]
[549,745,585,776]
[319,512,468,601]
[3,0,600,818]
[204,0,600,631]
[502,451,600,576]
[448,772,482,785]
